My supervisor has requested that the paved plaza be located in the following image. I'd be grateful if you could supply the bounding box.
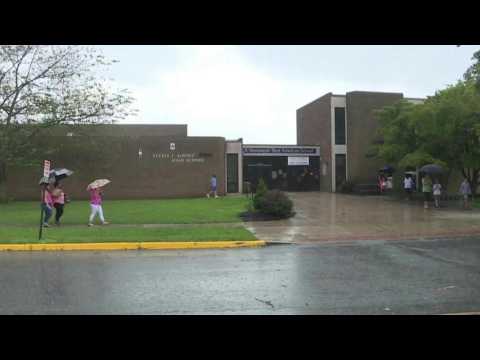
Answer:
[244,193,480,243]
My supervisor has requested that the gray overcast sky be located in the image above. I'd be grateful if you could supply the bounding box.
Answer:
[98,45,479,144]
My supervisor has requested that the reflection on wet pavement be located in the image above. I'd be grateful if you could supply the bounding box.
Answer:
[244,193,480,243]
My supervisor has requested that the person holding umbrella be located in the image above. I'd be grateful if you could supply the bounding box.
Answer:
[87,179,110,227]
[422,175,433,209]
[49,168,74,226]
[420,164,444,209]
[52,183,69,226]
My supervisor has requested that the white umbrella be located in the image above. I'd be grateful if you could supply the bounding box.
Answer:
[49,168,74,181]
[87,179,111,190]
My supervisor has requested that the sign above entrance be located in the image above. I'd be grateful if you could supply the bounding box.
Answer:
[243,146,320,157]
[288,156,309,166]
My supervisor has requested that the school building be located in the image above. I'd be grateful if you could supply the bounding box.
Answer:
[13,89,465,200]
[296,91,425,192]
[6,124,321,200]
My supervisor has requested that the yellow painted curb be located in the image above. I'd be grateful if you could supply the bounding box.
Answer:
[0,240,266,251]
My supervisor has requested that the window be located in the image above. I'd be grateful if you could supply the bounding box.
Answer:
[334,107,346,145]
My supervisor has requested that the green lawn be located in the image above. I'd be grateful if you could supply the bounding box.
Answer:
[0,226,256,244]
[0,197,249,225]
[0,196,257,244]
[474,198,480,209]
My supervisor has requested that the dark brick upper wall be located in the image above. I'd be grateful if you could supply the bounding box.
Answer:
[45,124,188,138]
[346,91,403,184]
[296,93,332,191]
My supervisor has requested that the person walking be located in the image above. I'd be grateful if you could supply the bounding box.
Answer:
[433,179,442,208]
[88,186,109,226]
[206,174,218,198]
[422,175,433,209]
[378,172,386,193]
[459,177,472,210]
[40,183,54,227]
[404,174,414,200]
[52,183,68,225]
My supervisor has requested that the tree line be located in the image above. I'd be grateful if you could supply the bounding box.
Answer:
[371,50,480,195]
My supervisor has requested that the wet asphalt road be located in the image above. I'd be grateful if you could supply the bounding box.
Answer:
[1,237,480,315]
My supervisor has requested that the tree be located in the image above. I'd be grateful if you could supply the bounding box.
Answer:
[0,45,135,201]
[372,81,480,195]
[463,49,480,156]
[464,49,480,92]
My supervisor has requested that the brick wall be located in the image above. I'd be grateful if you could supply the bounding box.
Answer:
[297,93,332,191]
[7,135,225,200]
[346,91,403,185]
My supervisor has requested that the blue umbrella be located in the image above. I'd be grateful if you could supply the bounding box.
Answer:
[420,164,444,175]
[379,165,395,173]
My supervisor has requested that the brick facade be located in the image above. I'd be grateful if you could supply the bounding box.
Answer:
[6,125,225,200]
[346,91,403,184]
[296,93,332,192]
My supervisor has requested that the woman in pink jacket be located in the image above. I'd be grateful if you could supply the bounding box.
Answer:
[88,187,109,226]
[40,183,54,227]
[52,183,68,226]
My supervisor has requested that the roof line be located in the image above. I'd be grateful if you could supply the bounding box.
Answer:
[297,92,332,110]
[243,144,320,147]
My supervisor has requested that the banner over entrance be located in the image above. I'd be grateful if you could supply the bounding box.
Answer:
[242,145,320,157]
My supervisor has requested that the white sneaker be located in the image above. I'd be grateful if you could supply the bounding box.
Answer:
[215,195,219,198]
[206,193,210,198]
[88,223,94,227]
[102,221,109,225]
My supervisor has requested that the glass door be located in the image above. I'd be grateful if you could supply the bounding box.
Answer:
[227,153,239,193]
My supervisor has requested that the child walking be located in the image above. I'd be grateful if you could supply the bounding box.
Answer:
[433,179,442,208]
[404,175,414,200]
[206,174,218,198]
[88,186,109,226]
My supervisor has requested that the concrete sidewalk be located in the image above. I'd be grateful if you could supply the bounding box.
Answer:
[244,192,480,243]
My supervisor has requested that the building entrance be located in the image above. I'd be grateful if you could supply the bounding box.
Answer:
[242,145,321,192]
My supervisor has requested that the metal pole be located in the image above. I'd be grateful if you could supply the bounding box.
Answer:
[39,187,44,240]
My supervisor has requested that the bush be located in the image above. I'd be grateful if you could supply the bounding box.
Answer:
[254,189,294,218]
[253,178,268,209]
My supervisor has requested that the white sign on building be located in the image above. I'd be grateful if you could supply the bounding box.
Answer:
[287,156,309,166]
